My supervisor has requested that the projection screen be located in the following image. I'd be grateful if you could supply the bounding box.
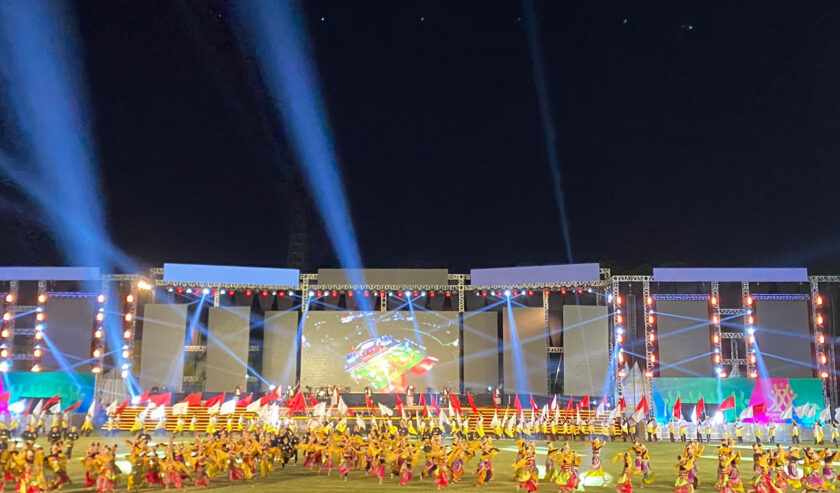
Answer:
[502,307,547,394]
[755,300,813,378]
[139,304,187,392]
[656,300,713,378]
[205,306,250,392]
[462,311,499,389]
[262,311,299,390]
[562,305,609,396]
[300,311,460,392]
[43,298,94,372]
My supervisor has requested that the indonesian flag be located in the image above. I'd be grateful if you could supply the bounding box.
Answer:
[137,390,150,405]
[236,394,253,407]
[287,391,306,415]
[312,401,327,417]
[260,387,281,406]
[308,394,318,407]
[219,399,237,415]
[43,394,61,413]
[580,395,590,408]
[718,395,736,412]
[204,393,225,409]
[549,395,557,411]
[64,399,83,413]
[378,402,393,417]
[619,396,626,412]
[365,393,375,410]
[337,396,352,416]
[172,402,189,416]
[431,395,440,415]
[395,395,405,417]
[246,399,262,413]
[529,394,538,413]
[513,394,523,415]
[673,397,682,419]
[115,399,129,416]
[595,397,606,417]
[451,394,463,416]
[149,393,171,408]
[86,399,97,417]
[466,392,478,414]
[631,396,648,423]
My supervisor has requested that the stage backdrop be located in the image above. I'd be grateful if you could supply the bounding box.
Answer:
[755,300,813,378]
[204,306,250,392]
[502,307,547,394]
[656,300,713,378]
[300,311,459,392]
[262,311,299,391]
[562,305,609,396]
[652,377,823,423]
[462,311,499,390]
[43,298,94,372]
[139,304,187,392]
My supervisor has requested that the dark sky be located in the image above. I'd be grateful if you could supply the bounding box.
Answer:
[3,1,840,273]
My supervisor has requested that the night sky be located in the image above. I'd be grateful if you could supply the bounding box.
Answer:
[2,1,840,273]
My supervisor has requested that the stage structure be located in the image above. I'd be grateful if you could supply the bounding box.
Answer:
[0,264,835,410]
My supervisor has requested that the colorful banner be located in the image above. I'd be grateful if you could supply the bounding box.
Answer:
[651,377,822,423]
[0,372,94,411]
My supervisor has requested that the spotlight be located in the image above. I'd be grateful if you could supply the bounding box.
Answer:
[97,294,106,303]
[746,315,754,325]
[710,295,717,306]
[363,290,370,297]
[288,290,294,296]
[124,313,133,322]
[747,327,755,335]
[648,333,655,343]
[123,329,132,339]
[3,294,12,304]
[615,295,623,305]
[94,329,102,339]
[714,354,720,363]
[818,333,826,345]
[229,290,236,296]
[746,295,753,306]
[487,386,493,392]
[616,327,624,335]
[527,290,534,296]
[481,291,487,298]
[816,314,824,325]
[137,280,153,291]
[309,290,315,297]
[615,314,623,324]
[316,290,323,297]
[560,288,566,295]
[121,369,128,379]
[413,291,419,297]
[346,291,353,297]
[176,288,184,294]
[30,364,41,373]
[646,296,653,306]
[820,353,828,364]
[647,314,655,324]
[749,371,757,378]
[821,371,830,379]
[404,290,411,297]
[644,371,653,378]
[616,334,624,344]
[504,289,511,297]
[617,369,626,378]
[37,294,47,304]
[747,335,755,344]
[2,313,10,322]
[193,288,201,295]
[202,288,210,295]
[576,287,584,294]
[0,349,7,358]
[649,353,657,363]
[35,313,45,322]
[420,291,426,297]
[712,334,720,344]
[34,332,42,340]
[245,290,253,296]
[0,330,8,338]
[816,295,824,306]
[0,361,8,372]
[33,347,41,358]
[387,291,393,297]
[91,366,101,374]
[168,287,174,293]
[587,287,593,293]
[122,348,130,359]
[428,291,434,298]
[126,294,135,303]
[712,314,719,324]
[380,291,386,297]
[445,291,451,298]
[93,348,101,358]
[220,289,227,295]
[719,372,728,378]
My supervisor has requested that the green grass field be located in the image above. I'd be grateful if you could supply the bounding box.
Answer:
[40,434,790,492]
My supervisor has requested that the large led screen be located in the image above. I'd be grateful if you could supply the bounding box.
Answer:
[300,311,459,392]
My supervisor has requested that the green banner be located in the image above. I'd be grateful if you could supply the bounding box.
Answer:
[1,372,94,410]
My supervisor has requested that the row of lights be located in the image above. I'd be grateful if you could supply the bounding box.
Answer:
[613,293,630,379]
[91,294,106,374]
[744,294,757,378]
[121,292,136,379]
[815,293,829,379]
[30,292,47,372]
[710,290,724,376]
[643,294,657,378]
[0,292,14,372]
